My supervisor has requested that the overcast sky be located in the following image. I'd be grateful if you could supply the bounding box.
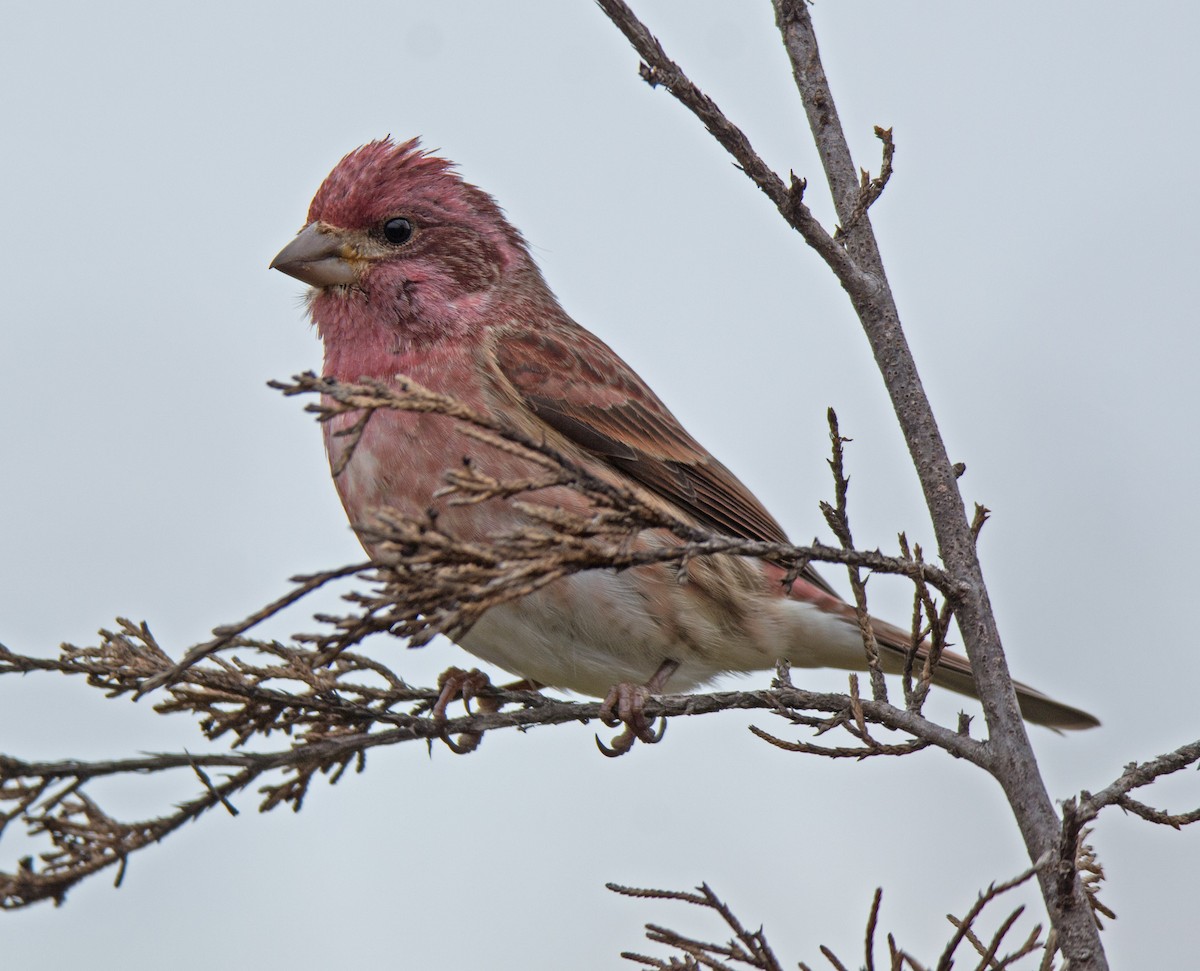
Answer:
[3,2,1197,967]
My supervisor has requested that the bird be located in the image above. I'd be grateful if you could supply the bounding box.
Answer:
[271,137,1097,752]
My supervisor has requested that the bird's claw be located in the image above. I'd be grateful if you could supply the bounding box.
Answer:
[441,731,483,755]
[431,667,492,755]
[595,716,667,757]
[595,681,668,757]
[432,666,491,721]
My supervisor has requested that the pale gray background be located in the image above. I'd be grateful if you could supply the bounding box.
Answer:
[2,2,1197,967]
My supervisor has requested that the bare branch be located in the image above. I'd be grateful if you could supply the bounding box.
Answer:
[749,722,929,760]
[2,613,986,910]
[755,3,1113,962]
[937,855,1050,971]
[134,562,371,696]
[820,408,887,701]
[618,874,1052,971]
[1113,796,1200,829]
[1078,740,1200,825]
[610,881,786,971]
[970,503,991,545]
[895,536,953,718]
[593,0,862,285]
[836,126,896,239]
[864,886,883,971]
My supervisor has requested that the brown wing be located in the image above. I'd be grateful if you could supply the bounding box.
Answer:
[490,325,1100,730]
[491,321,804,552]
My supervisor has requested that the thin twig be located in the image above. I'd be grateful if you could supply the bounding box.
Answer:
[937,855,1049,971]
[821,408,887,701]
[593,0,861,284]
[837,126,895,238]
[134,561,371,696]
[1078,741,1200,822]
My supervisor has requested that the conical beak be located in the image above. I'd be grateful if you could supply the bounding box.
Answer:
[270,222,360,287]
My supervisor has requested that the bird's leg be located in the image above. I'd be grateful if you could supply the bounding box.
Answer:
[596,659,679,757]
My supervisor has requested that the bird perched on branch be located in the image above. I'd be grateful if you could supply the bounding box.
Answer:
[271,138,1096,753]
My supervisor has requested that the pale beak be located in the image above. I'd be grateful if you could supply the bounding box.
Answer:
[270,222,360,287]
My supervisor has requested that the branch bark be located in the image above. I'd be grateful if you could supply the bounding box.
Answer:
[766,6,1107,965]
[595,0,1111,965]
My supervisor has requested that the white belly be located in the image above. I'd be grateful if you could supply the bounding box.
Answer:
[457,566,866,696]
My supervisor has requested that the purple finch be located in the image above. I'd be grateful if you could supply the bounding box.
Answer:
[271,138,1097,741]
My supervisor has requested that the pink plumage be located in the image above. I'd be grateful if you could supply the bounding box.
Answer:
[272,138,1097,734]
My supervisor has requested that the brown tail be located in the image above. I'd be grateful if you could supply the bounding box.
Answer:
[869,617,1099,731]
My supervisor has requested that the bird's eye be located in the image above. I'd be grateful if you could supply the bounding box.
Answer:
[383,217,414,245]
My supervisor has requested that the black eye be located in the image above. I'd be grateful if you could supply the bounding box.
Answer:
[383,217,414,245]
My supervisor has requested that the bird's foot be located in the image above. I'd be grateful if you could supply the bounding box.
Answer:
[432,666,492,720]
[596,682,666,757]
[431,667,493,754]
[595,660,679,758]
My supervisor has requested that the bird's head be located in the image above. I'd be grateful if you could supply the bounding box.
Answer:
[272,138,535,346]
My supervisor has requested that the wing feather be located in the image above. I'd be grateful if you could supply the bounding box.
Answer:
[492,324,789,545]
